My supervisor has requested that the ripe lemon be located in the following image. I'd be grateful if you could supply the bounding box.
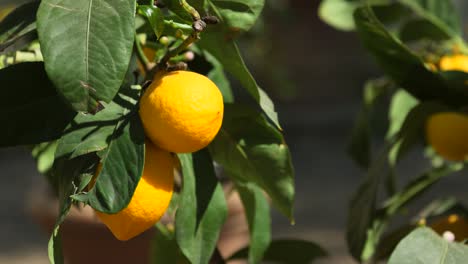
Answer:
[94,141,174,241]
[439,54,468,72]
[430,214,468,241]
[425,112,468,161]
[139,71,224,153]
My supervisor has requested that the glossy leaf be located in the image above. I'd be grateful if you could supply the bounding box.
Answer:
[388,227,468,264]
[229,239,327,263]
[73,109,145,213]
[0,1,39,43]
[176,151,227,264]
[207,0,265,34]
[0,62,76,147]
[138,5,165,39]
[209,104,294,219]
[236,183,271,264]
[198,29,281,129]
[37,0,135,113]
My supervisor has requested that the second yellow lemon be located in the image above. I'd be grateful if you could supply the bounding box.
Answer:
[95,141,174,241]
[139,71,224,153]
[426,112,468,161]
[439,54,468,72]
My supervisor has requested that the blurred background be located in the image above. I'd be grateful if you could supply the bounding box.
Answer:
[1,0,468,263]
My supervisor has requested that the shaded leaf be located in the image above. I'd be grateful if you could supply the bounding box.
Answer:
[209,104,294,219]
[399,19,451,42]
[138,5,165,39]
[49,153,97,263]
[37,0,136,112]
[347,78,390,169]
[0,1,39,43]
[198,29,281,129]
[398,0,461,38]
[203,50,234,103]
[206,0,265,34]
[176,151,227,264]
[236,183,271,264]
[151,223,190,264]
[346,144,393,261]
[73,110,145,213]
[388,227,468,264]
[353,6,468,107]
[229,239,327,264]
[0,62,76,147]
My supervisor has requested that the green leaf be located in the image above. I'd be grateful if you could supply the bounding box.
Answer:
[382,164,463,217]
[138,5,165,39]
[346,146,390,261]
[353,6,468,107]
[389,101,451,166]
[54,84,142,159]
[0,62,76,147]
[32,141,58,174]
[229,239,327,263]
[347,78,390,169]
[206,0,265,35]
[163,0,193,23]
[318,0,361,31]
[209,104,294,219]
[236,183,271,264]
[75,111,145,213]
[398,0,461,38]
[151,223,189,264]
[399,19,451,42]
[198,29,281,129]
[48,225,64,264]
[176,151,228,264]
[386,89,418,140]
[203,50,234,103]
[388,227,468,264]
[49,153,97,263]
[37,0,136,113]
[0,1,39,43]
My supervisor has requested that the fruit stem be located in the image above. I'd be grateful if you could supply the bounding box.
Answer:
[179,0,200,21]
[135,34,151,73]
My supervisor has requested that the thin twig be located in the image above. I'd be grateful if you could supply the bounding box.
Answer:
[134,34,151,73]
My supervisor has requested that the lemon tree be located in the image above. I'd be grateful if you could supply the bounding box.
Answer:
[320,0,468,263]
[0,1,326,264]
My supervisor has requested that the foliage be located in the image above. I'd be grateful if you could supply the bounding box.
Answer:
[0,0,313,263]
[320,0,468,263]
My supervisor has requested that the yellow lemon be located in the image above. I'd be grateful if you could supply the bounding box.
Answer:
[439,54,468,72]
[94,141,174,241]
[139,71,224,153]
[431,214,468,241]
[426,112,468,161]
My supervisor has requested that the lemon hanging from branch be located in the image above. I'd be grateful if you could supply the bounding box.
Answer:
[94,141,175,241]
[139,71,224,153]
